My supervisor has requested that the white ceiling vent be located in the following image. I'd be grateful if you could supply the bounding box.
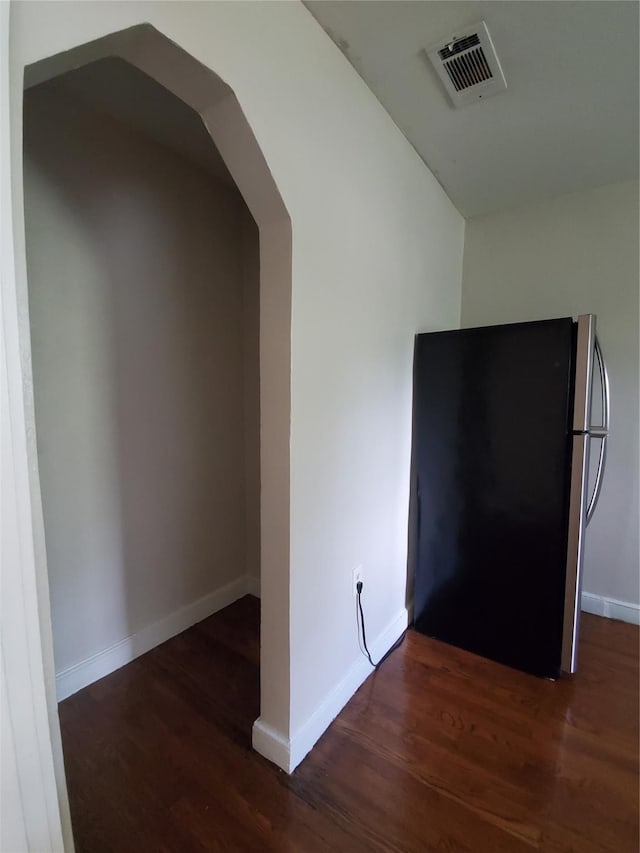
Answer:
[426,21,507,108]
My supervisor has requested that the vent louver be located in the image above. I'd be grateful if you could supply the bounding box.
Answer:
[438,34,480,60]
[427,21,507,108]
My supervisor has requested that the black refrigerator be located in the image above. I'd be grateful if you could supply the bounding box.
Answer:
[411,315,609,679]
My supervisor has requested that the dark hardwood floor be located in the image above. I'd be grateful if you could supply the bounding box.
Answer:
[59,596,639,852]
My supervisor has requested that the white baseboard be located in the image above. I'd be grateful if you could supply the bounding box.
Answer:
[581,591,640,625]
[56,575,256,701]
[252,606,409,774]
[252,718,291,772]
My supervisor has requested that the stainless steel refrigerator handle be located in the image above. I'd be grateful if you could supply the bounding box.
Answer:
[586,336,610,525]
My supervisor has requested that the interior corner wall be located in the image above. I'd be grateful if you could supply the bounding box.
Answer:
[461,179,640,613]
[23,84,258,687]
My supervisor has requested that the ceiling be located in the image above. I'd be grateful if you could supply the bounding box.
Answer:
[35,57,234,186]
[304,1,640,218]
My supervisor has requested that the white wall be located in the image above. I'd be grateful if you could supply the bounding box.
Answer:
[1,4,71,849]
[24,83,260,682]
[462,180,639,612]
[8,0,465,801]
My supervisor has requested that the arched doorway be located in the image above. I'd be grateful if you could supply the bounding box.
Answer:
[21,24,292,842]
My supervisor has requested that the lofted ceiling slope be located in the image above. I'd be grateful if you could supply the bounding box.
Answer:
[304,0,639,218]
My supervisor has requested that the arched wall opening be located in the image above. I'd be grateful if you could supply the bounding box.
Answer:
[22,22,292,766]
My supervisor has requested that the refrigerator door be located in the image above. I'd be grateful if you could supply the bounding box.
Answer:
[412,318,575,679]
[562,315,596,674]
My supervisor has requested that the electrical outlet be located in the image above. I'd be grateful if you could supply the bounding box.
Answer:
[352,565,364,597]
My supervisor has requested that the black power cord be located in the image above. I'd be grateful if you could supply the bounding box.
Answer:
[356,581,407,669]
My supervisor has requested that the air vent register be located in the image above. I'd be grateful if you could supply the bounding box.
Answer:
[427,21,507,108]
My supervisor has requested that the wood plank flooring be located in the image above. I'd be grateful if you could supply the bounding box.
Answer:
[59,596,639,852]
